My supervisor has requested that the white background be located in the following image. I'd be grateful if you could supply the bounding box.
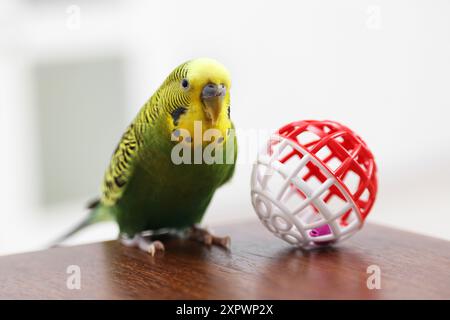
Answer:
[1,0,449,255]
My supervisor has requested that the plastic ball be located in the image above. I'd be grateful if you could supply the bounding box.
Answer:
[251,120,378,248]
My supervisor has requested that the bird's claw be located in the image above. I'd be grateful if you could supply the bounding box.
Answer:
[188,226,231,250]
[120,234,165,256]
[144,240,165,256]
[213,235,231,249]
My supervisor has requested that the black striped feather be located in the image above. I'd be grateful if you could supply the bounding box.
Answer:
[101,125,139,206]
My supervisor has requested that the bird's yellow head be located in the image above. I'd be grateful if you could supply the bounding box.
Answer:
[159,58,232,144]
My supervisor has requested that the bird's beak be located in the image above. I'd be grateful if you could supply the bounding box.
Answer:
[201,83,226,125]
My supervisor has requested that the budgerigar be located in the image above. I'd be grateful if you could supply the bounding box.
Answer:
[53,58,237,254]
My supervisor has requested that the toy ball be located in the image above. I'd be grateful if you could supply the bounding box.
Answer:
[251,120,378,248]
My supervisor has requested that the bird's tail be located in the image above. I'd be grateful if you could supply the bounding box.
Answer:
[47,198,113,248]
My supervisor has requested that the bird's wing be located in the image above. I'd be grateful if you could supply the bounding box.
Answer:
[101,124,140,206]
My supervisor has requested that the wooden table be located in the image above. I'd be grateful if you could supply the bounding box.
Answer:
[0,221,449,299]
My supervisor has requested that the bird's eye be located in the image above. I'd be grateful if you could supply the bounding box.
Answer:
[181,79,189,89]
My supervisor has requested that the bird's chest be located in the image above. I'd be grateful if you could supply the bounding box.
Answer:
[117,160,220,231]
[131,155,222,205]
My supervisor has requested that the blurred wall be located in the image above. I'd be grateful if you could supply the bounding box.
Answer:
[0,0,449,255]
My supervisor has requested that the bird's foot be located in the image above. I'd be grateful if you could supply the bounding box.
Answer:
[120,233,165,256]
[188,225,231,249]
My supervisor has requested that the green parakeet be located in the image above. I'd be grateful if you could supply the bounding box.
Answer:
[53,58,237,254]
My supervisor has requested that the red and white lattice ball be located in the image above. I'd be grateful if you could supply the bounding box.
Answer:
[251,120,378,247]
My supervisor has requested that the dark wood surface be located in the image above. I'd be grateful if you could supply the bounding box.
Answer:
[0,221,449,299]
